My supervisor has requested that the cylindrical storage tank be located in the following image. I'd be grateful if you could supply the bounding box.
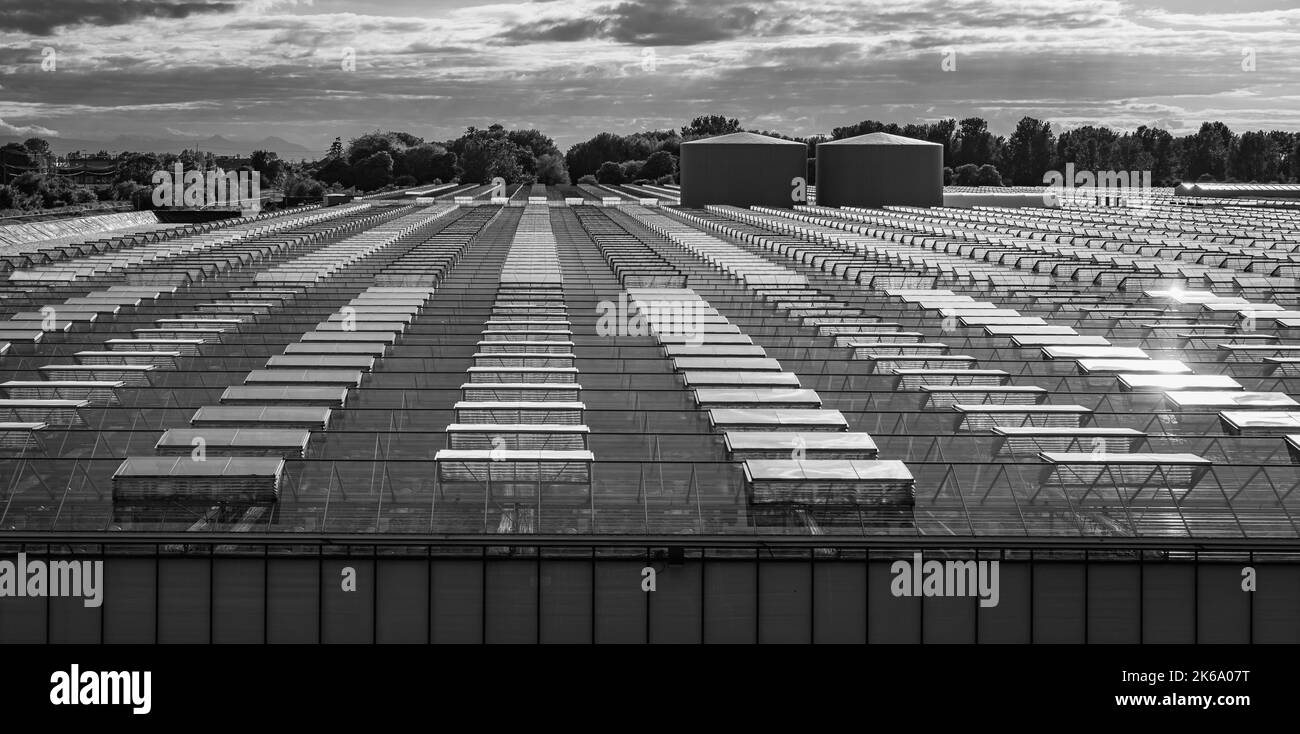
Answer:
[679,132,808,209]
[816,132,943,208]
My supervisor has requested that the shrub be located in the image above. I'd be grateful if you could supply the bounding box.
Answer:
[578,174,597,185]
[12,172,43,196]
[596,161,625,184]
[640,150,677,180]
[953,163,980,186]
[975,164,1003,186]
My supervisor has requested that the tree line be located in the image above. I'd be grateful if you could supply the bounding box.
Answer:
[566,115,1300,188]
[3,115,1298,214]
[817,117,1298,187]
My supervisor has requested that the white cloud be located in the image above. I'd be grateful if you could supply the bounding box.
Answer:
[0,117,58,136]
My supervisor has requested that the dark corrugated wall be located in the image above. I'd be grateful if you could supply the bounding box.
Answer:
[680,143,808,209]
[817,144,943,208]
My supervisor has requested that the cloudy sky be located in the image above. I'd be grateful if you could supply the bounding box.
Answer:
[0,0,1297,154]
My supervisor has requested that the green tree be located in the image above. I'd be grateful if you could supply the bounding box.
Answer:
[347,131,397,165]
[1232,130,1280,182]
[1054,125,1119,172]
[595,161,625,184]
[639,150,677,180]
[1184,122,1234,180]
[458,136,524,183]
[620,159,644,181]
[565,132,630,181]
[975,164,1003,186]
[22,137,51,158]
[117,152,161,186]
[534,153,569,185]
[831,120,899,139]
[0,143,32,185]
[680,115,742,139]
[315,156,353,187]
[403,143,457,183]
[354,150,394,190]
[953,163,980,186]
[1132,126,1178,184]
[250,150,284,187]
[1004,117,1055,185]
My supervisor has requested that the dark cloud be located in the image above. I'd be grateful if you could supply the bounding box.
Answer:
[498,1,762,46]
[603,2,760,45]
[397,42,489,56]
[499,19,609,44]
[0,47,43,65]
[841,2,1117,33]
[0,0,237,36]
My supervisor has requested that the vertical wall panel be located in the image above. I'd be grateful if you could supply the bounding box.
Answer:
[813,561,866,644]
[540,560,592,644]
[0,594,46,643]
[158,558,209,643]
[704,559,756,644]
[322,559,373,644]
[102,557,156,644]
[1198,564,1249,644]
[868,560,920,643]
[376,560,429,644]
[978,563,1030,644]
[594,561,646,644]
[648,562,701,644]
[267,558,319,644]
[485,560,537,644]
[1253,563,1300,643]
[212,557,265,644]
[1032,562,1084,643]
[1142,565,1195,644]
[49,593,100,644]
[923,596,977,644]
[1087,564,1140,644]
[759,562,812,644]
[431,559,483,644]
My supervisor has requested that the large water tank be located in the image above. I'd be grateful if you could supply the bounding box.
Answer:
[816,132,943,208]
[679,132,808,209]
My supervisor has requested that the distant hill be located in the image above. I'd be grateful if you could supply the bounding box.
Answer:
[0,133,316,159]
